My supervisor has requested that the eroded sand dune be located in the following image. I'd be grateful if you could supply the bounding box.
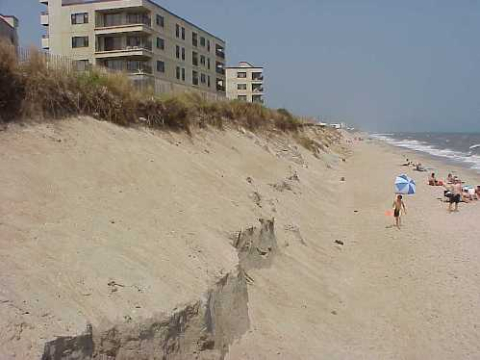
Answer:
[0,118,348,359]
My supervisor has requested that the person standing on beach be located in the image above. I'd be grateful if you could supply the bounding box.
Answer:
[450,179,463,212]
[392,195,407,229]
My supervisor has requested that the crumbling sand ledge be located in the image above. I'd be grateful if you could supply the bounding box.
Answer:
[42,220,278,360]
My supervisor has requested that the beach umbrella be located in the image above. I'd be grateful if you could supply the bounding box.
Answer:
[395,174,416,195]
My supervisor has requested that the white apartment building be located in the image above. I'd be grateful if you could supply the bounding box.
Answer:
[0,14,19,47]
[39,0,226,98]
[225,62,264,104]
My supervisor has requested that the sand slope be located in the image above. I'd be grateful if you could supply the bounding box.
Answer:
[0,117,348,359]
[2,118,479,359]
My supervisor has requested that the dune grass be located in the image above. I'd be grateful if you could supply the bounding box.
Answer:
[0,41,325,142]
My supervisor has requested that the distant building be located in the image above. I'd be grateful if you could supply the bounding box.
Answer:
[225,61,264,104]
[39,0,226,99]
[0,14,19,47]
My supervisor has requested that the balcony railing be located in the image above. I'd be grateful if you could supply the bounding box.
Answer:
[252,74,264,81]
[216,68,225,75]
[96,15,151,28]
[96,42,152,52]
[126,62,152,74]
[252,87,264,93]
[101,61,153,75]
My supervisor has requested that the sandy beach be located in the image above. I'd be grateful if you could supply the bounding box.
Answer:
[228,138,480,359]
[1,119,480,359]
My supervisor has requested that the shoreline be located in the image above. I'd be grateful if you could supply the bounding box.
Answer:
[368,135,480,177]
[369,137,480,186]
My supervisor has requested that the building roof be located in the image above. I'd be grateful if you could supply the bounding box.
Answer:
[61,0,225,43]
[0,14,19,29]
[226,62,263,70]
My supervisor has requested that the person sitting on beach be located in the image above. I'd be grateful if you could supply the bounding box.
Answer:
[447,173,454,184]
[414,163,427,172]
[462,188,473,203]
[392,194,407,229]
[402,158,411,166]
[428,173,438,186]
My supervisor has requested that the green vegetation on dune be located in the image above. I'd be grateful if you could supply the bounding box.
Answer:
[0,40,303,135]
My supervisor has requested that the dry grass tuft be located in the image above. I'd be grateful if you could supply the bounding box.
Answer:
[0,41,25,122]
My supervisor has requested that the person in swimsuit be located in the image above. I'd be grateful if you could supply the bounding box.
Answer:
[392,194,407,229]
[448,179,463,212]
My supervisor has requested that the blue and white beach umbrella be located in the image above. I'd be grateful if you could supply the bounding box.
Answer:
[395,174,416,195]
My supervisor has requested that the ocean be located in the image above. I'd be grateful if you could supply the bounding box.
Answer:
[370,133,480,174]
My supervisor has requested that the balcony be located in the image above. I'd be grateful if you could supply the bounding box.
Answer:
[41,35,49,49]
[216,78,225,92]
[252,86,264,93]
[39,0,48,4]
[252,95,264,104]
[215,44,225,59]
[95,36,152,59]
[40,11,49,26]
[95,12,152,35]
[252,73,264,81]
[99,60,153,75]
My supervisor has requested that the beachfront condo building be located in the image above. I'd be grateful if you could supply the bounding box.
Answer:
[225,62,264,104]
[0,14,19,47]
[39,0,226,99]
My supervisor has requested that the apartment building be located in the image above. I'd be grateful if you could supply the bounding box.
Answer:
[0,14,19,47]
[225,62,264,104]
[39,0,226,98]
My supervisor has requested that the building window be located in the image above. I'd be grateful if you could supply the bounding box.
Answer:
[237,84,247,90]
[72,36,89,48]
[182,68,186,81]
[252,72,263,80]
[207,75,211,87]
[237,72,247,78]
[200,55,206,66]
[181,47,186,61]
[126,13,150,26]
[176,24,180,38]
[207,40,211,52]
[200,73,206,84]
[238,95,247,101]
[192,51,198,66]
[156,14,164,27]
[207,58,211,70]
[181,27,186,40]
[252,83,263,92]
[175,45,180,59]
[192,32,198,47]
[75,59,90,71]
[252,95,263,103]
[200,36,206,47]
[192,70,199,85]
[176,66,181,80]
[157,37,165,50]
[157,60,165,73]
[71,12,88,25]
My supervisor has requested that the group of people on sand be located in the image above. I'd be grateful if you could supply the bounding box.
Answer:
[428,172,480,212]
[392,157,480,229]
[403,158,427,172]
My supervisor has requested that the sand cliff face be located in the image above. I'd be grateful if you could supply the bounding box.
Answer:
[0,118,348,359]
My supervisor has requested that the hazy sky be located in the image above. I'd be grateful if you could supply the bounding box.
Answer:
[1,0,480,132]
